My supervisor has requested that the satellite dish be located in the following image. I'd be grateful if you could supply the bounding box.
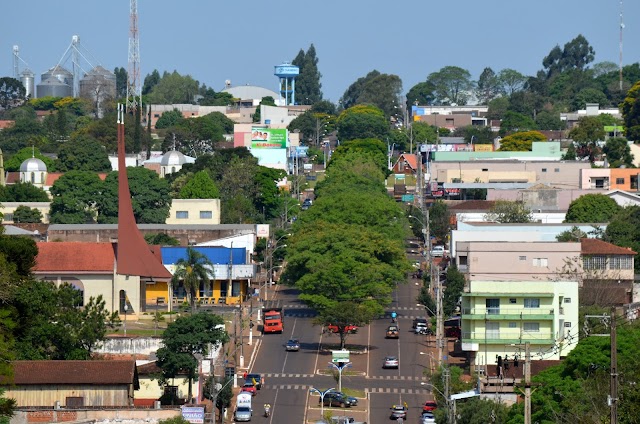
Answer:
[215,383,223,391]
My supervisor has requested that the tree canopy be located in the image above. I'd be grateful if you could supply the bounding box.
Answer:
[53,135,112,172]
[565,194,621,223]
[498,130,546,151]
[426,66,474,105]
[484,200,533,223]
[178,170,220,199]
[291,44,323,104]
[336,105,389,142]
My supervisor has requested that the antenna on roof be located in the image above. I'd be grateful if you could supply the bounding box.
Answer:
[619,0,625,91]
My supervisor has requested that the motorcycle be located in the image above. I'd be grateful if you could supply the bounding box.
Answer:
[264,404,271,417]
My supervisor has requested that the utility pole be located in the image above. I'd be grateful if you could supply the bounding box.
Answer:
[610,308,618,424]
[524,342,531,424]
[443,367,452,424]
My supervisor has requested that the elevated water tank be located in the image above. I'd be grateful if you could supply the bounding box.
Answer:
[19,68,35,99]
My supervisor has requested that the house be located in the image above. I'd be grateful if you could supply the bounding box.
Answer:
[578,238,637,305]
[166,199,221,225]
[392,153,419,175]
[2,360,138,407]
[136,361,196,407]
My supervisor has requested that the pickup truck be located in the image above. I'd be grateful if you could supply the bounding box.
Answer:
[386,325,399,339]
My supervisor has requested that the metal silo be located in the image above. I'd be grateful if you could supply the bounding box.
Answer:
[79,66,116,99]
[36,77,73,98]
[19,68,35,99]
[41,66,73,87]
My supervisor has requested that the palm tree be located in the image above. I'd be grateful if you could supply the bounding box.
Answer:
[171,248,214,313]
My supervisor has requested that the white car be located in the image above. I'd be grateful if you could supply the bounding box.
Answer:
[430,246,446,257]
[420,412,436,423]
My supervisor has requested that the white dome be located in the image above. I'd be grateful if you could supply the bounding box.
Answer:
[160,150,187,166]
[20,157,47,172]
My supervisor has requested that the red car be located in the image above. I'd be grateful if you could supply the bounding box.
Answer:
[241,382,257,396]
[327,324,358,334]
[423,400,438,412]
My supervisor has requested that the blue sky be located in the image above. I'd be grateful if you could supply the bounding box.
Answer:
[3,1,639,103]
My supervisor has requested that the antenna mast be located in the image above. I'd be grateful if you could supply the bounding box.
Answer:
[13,46,19,78]
[619,0,624,92]
[126,0,141,113]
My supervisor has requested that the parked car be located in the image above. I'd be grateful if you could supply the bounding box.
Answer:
[390,405,408,419]
[327,324,358,334]
[422,400,437,412]
[430,245,446,257]
[383,356,399,369]
[320,392,357,407]
[412,317,428,329]
[314,417,365,424]
[240,382,257,396]
[286,338,300,351]
[245,373,263,389]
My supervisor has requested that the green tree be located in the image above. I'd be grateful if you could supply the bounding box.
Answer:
[621,80,640,141]
[147,71,200,104]
[405,81,436,109]
[0,77,26,109]
[49,171,104,224]
[429,201,450,243]
[569,115,606,161]
[0,182,49,202]
[4,147,53,172]
[328,138,388,177]
[113,67,128,98]
[54,135,112,172]
[443,266,465,317]
[178,170,220,199]
[144,233,180,246]
[497,68,528,96]
[155,109,184,129]
[340,70,381,110]
[12,206,43,223]
[219,156,260,224]
[254,166,287,220]
[572,87,609,110]
[535,110,566,130]
[606,206,640,272]
[291,44,323,104]
[565,194,621,223]
[498,130,546,151]
[98,167,171,223]
[484,200,533,223]
[556,226,588,242]
[203,376,233,422]
[142,69,161,95]
[171,248,214,313]
[475,67,501,104]
[542,34,595,78]
[315,301,377,349]
[603,137,634,168]
[353,73,403,117]
[426,66,474,105]
[198,88,234,106]
[562,142,578,160]
[156,313,228,402]
[336,105,389,142]
[252,96,277,123]
[499,111,537,135]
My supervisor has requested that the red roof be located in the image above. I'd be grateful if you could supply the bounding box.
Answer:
[34,242,116,274]
[6,360,136,385]
[395,154,418,170]
[5,172,19,184]
[0,120,15,130]
[581,238,636,256]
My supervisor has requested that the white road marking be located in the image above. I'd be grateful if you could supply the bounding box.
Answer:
[280,318,298,374]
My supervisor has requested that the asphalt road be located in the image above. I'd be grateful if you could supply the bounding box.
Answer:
[244,277,437,424]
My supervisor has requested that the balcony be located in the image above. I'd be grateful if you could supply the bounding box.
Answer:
[461,307,555,320]
[462,331,555,345]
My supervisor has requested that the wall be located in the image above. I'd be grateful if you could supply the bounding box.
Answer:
[580,168,610,189]
[11,408,179,424]
[610,168,640,191]
[166,199,221,225]
[455,212,567,224]
[5,385,130,407]
[94,337,163,356]
[0,202,51,224]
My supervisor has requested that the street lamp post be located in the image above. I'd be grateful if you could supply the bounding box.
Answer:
[123,303,128,337]
[309,387,336,419]
[421,379,454,424]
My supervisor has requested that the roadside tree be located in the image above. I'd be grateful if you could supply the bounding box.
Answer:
[171,247,214,313]
[316,301,377,349]
[156,313,228,403]
[336,105,389,142]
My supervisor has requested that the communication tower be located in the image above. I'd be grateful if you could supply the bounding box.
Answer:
[126,0,141,113]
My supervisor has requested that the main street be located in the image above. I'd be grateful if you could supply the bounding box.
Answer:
[244,270,438,424]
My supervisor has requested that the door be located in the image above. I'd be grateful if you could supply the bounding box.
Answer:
[486,298,500,315]
[486,322,500,340]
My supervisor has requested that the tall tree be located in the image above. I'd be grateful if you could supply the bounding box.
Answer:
[113,67,128,98]
[147,71,200,104]
[565,194,621,223]
[568,116,606,161]
[426,66,474,105]
[0,77,26,109]
[405,81,436,108]
[178,170,220,199]
[484,200,533,223]
[54,135,112,172]
[621,80,640,141]
[497,68,528,95]
[339,70,381,110]
[542,34,595,78]
[49,171,104,224]
[291,44,323,104]
[156,313,228,402]
[171,248,214,313]
[603,137,634,168]
[336,105,389,142]
[475,67,501,104]
[355,73,403,117]
[142,69,161,95]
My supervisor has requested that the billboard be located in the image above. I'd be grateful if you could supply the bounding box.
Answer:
[332,349,350,363]
[251,128,287,149]
[182,406,205,424]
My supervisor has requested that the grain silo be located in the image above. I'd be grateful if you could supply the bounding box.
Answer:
[19,68,35,99]
[80,66,117,117]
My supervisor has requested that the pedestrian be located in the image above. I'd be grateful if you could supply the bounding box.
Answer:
[243,371,247,380]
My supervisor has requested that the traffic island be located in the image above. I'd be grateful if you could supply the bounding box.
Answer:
[306,391,369,424]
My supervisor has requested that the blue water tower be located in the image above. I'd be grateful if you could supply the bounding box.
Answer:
[274,62,299,106]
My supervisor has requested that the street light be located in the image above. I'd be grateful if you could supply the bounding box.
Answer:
[421,382,454,424]
[123,303,128,337]
[309,387,335,419]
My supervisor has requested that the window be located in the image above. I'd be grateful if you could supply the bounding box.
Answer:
[3,214,13,222]
[508,322,517,328]
[200,211,213,219]
[486,298,500,314]
[66,397,84,408]
[564,322,572,327]
[509,298,517,304]
[583,255,607,269]
[458,255,468,266]
[176,211,189,219]
[154,114,160,118]
[532,258,548,267]
[541,168,547,173]
[616,178,625,184]
[482,168,489,172]
[554,168,560,172]
[631,175,639,190]
[519,256,527,261]
[610,256,633,269]
[524,298,540,308]
[523,322,540,332]
[564,298,571,304]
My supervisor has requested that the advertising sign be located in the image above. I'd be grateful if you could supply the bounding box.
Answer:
[182,406,205,424]
[237,393,252,408]
[251,128,287,149]
[332,349,350,363]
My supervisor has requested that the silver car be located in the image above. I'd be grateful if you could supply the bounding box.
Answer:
[383,356,399,369]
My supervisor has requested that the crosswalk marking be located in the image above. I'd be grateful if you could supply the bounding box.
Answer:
[366,388,430,394]
[367,375,427,381]
[263,373,315,378]
[264,384,312,390]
